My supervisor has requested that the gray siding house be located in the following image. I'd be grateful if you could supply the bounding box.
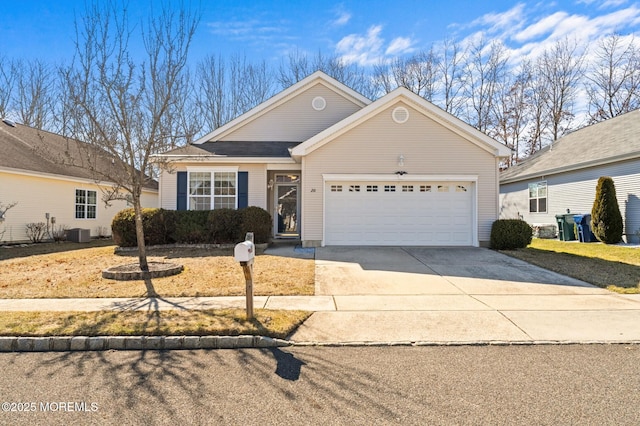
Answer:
[500,109,640,243]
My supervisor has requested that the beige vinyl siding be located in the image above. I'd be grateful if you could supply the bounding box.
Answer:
[499,158,640,242]
[159,167,177,210]
[159,163,268,210]
[220,83,363,142]
[302,101,498,244]
[0,170,157,243]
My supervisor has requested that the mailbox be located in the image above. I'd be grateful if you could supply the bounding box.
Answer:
[234,240,255,263]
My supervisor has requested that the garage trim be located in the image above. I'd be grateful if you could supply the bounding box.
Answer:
[322,174,479,247]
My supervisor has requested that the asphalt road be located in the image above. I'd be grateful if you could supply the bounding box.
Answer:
[0,344,638,425]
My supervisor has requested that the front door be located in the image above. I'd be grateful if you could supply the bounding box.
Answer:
[274,174,300,237]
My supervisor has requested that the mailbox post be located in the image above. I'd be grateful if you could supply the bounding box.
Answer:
[234,234,255,320]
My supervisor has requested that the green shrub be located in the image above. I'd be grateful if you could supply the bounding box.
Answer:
[591,176,623,244]
[171,210,210,244]
[208,208,242,243]
[112,206,273,247]
[111,208,137,247]
[240,206,272,244]
[490,219,533,250]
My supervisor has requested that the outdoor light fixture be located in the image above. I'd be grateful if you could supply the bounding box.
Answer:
[267,179,274,190]
[398,154,405,167]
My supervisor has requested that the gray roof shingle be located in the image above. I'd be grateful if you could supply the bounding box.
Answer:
[162,141,300,158]
[0,120,157,190]
[501,109,640,183]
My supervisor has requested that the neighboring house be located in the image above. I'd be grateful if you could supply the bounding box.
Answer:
[155,71,511,247]
[500,109,640,243]
[0,120,158,243]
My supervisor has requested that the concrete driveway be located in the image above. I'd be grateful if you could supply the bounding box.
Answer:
[288,246,640,344]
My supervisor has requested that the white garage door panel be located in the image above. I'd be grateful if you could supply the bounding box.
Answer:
[325,182,473,246]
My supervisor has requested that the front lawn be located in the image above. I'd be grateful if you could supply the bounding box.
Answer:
[0,309,310,339]
[501,239,640,294]
[0,241,315,298]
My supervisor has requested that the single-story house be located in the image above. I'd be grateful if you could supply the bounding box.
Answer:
[0,120,158,243]
[500,109,640,243]
[155,71,511,247]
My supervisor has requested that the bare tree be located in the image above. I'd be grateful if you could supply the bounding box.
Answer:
[586,34,640,123]
[492,61,534,165]
[386,48,440,101]
[538,38,585,141]
[0,57,16,120]
[437,37,466,116]
[62,1,199,281]
[277,49,376,98]
[464,37,508,133]
[12,59,57,129]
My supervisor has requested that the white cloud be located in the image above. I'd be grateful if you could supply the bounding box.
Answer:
[385,37,414,56]
[336,25,384,66]
[336,25,416,66]
[514,12,568,42]
[332,11,351,26]
[470,3,526,35]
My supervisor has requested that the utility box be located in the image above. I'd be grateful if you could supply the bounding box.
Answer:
[234,241,255,263]
[67,228,91,243]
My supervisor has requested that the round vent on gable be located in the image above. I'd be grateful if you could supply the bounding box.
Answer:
[312,96,326,111]
[392,106,409,124]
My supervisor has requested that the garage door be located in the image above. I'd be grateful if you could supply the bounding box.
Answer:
[325,181,474,246]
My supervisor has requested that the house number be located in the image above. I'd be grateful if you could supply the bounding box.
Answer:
[310,188,316,192]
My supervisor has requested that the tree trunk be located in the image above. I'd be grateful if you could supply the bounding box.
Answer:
[132,197,148,272]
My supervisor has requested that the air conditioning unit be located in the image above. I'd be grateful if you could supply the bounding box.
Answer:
[67,228,91,243]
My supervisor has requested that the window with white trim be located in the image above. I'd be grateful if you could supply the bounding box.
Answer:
[188,171,237,210]
[528,181,547,213]
[75,189,97,219]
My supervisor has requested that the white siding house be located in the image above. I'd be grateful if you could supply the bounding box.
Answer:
[0,121,158,243]
[500,109,640,243]
[156,71,510,247]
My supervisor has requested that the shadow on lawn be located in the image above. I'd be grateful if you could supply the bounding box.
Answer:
[0,239,114,261]
[505,247,640,290]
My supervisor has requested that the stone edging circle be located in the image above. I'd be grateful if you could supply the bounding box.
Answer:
[102,262,184,281]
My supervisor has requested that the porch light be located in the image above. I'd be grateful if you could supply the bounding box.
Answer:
[268,179,274,190]
[398,154,405,167]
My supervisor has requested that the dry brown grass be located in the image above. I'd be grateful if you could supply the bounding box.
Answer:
[0,241,315,298]
[0,309,311,338]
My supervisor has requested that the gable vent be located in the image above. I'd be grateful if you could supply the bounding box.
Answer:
[312,96,326,111]
[392,107,409,124]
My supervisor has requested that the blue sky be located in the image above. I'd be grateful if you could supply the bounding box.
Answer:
[2,0,640,68]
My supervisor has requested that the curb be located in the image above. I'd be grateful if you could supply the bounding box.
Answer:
[0,335,290,352]
[1,336,639,352]
[288,339,640,347]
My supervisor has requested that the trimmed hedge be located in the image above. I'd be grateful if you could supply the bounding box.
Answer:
[111,207,272,247]
[490,219,533,250]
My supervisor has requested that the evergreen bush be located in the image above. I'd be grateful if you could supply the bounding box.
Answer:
[490,219,533,250]
[208,208,242,243]
[240,206,272,244]
[590,176,623,244]
[111,206,273,246]
[171,210,210,244]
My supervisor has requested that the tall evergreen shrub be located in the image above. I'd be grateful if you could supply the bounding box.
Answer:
[590,176,623,244]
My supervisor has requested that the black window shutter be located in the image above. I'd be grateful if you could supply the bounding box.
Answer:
[238,171,248,209]
[177,171,187,211]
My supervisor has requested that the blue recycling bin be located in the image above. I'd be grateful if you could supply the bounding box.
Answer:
[572,214,595,242]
